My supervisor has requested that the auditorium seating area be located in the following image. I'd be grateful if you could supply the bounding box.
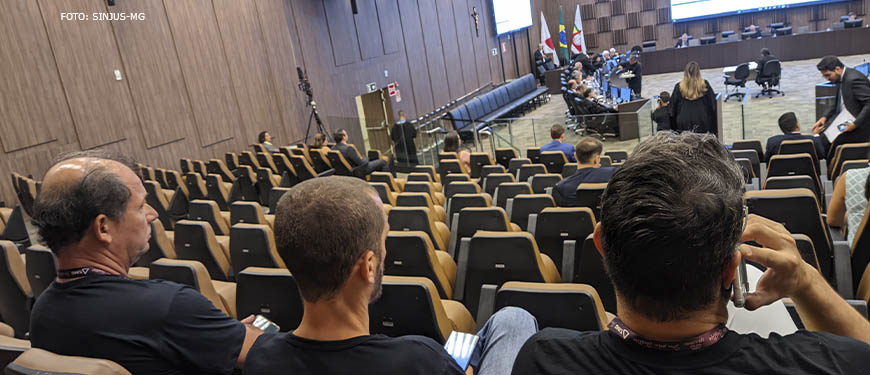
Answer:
[0,135,868,371]
[448,74,549,139]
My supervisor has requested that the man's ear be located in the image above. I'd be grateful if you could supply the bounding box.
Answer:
[721,250,741,289]
[92,214,112,244]
[359,250,376,284]
[593,223,605,257]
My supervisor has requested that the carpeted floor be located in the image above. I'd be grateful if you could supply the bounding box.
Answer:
[471,53,870,157]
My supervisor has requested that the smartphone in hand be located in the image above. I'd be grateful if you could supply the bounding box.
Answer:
[732,257,749,308]
[444,331,479,371]
[252,315,280,333]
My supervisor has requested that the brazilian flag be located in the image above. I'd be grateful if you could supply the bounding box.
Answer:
[558,7,568,63]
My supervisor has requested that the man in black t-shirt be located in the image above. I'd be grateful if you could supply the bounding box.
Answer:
[245,176,538,375]
[513,132,870,374]
[553,137,616,207]
[28,150,262,374]
[651,91,673,131]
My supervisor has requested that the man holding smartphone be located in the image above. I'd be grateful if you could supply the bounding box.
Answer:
[513,132,870,374]
[811,56,870,162]
[244,177,538,375]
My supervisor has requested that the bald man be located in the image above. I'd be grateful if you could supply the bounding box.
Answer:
[29,150,261,375]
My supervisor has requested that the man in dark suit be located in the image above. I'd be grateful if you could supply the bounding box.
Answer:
[534,44,555,85]
[617,53,643,98]
[552,137,616,206]
[390,110,417,165]
[756,48,776,70]
[332,129,389,176]
[674,33,690,48]
[765,112,826,163]
[811,56,870,161]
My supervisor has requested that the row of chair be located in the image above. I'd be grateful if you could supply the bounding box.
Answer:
[448,74,549,140]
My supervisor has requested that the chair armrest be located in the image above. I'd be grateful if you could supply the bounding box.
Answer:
[505,198,514,219]
[454,238,472,302]
[317,169,335,177]
[475,284,499,332]
[447,214,460,259]
[833,240,853,299]
[527,214,538,237]
[561,240,577,283]
[847,299,869,319]
[545,187,553,195]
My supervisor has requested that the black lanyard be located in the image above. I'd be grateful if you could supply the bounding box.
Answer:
[608,317,728,352]
[56,267,119,280]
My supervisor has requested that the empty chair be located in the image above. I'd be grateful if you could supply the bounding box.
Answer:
[495,148,519,169]
[491,282,609,331]
[460,232,560,315]
[541,151,568,174]
[732,139,765,162]
[188,200,230,235]
[256,152,280,174]
[207,159,235,183]
[287,154,318,181]
[149,258,236,318]
[225,152,239,171]
[184,172,209,201]
[369,172,406,192]
[0,241,32,338]
[571,234,617,313]
[369,276,474,344]
[179,158,194,175]
[406,173,442,192]
[229,166,258,203]
[255,168,283,207]
[6,348,130,375]
[445,193,492,227]
[529,207,596,271]
[192,160,208,177]
[172,220,231,281]
[517,164,548,183]
[793,234,821,273]
[746,189,834,283]
[438,159,470,181]
[604,150,628,163]
[272,153,299,187]
[230,224,285,272]
[530,173,562,194]
[238,151,262,170]
[144,180,174,230]
[236,267,304,331]
[576,183,607,221]
[164,169,184,191]
[735,158,756,184]
[764,175,823,206]
[450,207,520,258]
[326,150,356,177]
[388,207,450,251]
[204,174,232,211]
[469,152,495,178]
[370,182,398,206]
[508,158,531,177]
[442,173,472,187]
[444,181,481,201]
[403,181,446,206]
[385,231,457,299]
[268,188,291,215]
[396,193,446,223]
[482,173,516,197]
[508,194,555,231]
[493,182,532,209]
[731,149,761,179]
[479,165,507,183]
[138,220,176,267]
[767,153,822,196]
[412,165,441,183]
[779,139,820,174]
[526,147,542,164]
[229,201,275,228]
[829,143,870,181]
[25,245,56,298]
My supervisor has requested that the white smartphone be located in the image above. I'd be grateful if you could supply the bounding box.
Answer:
[732,257,749,308]
[252,314,280,333]
[444,331,479,371]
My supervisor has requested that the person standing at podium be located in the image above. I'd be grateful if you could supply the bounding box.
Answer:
[618,53,643,98]
[669,61,717,135]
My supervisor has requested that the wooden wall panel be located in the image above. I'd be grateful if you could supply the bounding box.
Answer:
[515,31,532,78]
[324,0,360,66]
[213,0,284,146]
[376,0,402,55]
[469,0,494,88]
[453,0,479,93]
[0,0,67,152]
[164,0,240,147]
[110,0,193,149]
[436,0,465,99]
[418,0,451,106]
[500,34,518,80]
[40,0,133,150]
[482,0,505,85]
[253,0,307,143]
[396,0,435,115]
[353,0,385,60]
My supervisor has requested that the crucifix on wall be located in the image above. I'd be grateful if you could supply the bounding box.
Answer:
[471,7,480,37]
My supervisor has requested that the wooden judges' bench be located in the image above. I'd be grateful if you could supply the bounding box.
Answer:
[642,27,870,75]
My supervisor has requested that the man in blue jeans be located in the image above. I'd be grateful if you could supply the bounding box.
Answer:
[540,124,577,163]
[244,176,537,374]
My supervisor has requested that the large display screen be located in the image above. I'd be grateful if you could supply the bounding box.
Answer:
[671,0,849,22]
[492,0,533,35]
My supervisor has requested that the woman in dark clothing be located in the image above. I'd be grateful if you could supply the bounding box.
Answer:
[669,61,717,135]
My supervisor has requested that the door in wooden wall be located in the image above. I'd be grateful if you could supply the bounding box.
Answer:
[355,88,394,158]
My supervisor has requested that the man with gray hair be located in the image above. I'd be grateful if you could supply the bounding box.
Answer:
[29,150,261,374]
[513,132,870,374]
[244,176,538,374]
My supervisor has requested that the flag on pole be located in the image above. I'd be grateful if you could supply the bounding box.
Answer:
[539,12,559,67]
[571,4,587,55]
[558,7,568,62]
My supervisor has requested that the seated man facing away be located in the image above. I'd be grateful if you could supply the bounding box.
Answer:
[651,91,673,132]
[29,150,261,375]
[540,124,577,163]
[245,176,538,375]
[765,112,825,162]
[513,132,870,374]
[552,137,616,207]
[332,128,389,176]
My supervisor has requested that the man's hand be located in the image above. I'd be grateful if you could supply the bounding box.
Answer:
[841,122,856,133]
[241,315,256,325]
[737,215,816,311]
[811,117,827,134]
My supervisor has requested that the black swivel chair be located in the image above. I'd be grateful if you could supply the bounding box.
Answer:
[755,60,784,98]
[724,63,750,102]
